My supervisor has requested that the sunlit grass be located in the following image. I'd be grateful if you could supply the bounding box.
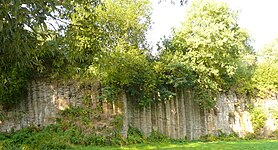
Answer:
[73,140,278,150]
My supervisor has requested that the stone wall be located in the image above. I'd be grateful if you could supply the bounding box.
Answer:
[0,79,80,132]
[0,80,278,140]
[127,90,277,140]
[0,79,122,132]
[126,89,202,139]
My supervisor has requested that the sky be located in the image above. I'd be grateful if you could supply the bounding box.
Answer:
[147,0,278,52]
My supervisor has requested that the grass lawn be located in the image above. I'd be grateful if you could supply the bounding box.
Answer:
[73,140,278,150]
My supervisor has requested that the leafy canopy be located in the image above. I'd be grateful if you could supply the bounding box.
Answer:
[1,0,267,108]
[60,0,155,105]
[0,0,59,105]
[157,0,253,107]
[252,36,278,97]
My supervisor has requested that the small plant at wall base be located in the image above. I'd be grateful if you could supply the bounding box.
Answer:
[127,126,147,144]
[250,107,267,136]
[148,130,169,142]
[200,131,239,142]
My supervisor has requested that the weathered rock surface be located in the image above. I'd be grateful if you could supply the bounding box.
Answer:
[0,80,277,140]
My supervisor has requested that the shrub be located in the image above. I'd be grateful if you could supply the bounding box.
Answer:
[0,125,72,150]
[148,130,169,142]
[200,131,239,142]
[127,126,146,144]
[250,107,267,135]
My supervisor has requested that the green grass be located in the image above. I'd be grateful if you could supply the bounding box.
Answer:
[72,140,278,150]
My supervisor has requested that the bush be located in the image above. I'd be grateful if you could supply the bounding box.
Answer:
[127,126,146,144]
[0,125,72,150]
[0,124,143,148]
[244,132,258,140]
[148,130,169,142]
[268,130,278,139]
[250,107,267,135]
[83,134,106,146]
[200,131,239,142]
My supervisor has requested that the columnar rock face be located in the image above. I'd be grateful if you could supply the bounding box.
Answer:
[0,80,277,139]
[0,80,82,132]
[0,80,121,132]
[126,90,277,140]
[126,89,204,140]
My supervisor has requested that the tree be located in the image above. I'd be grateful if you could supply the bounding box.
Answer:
[252,36,278,97]
[0,0,59,69]
[157,0,253,107]
[92,0,154,105]
[61,0,154,105]
[0,0,59,105]
[63,0,151,72]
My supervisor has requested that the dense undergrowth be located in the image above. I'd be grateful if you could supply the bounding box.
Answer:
[0,124,169,149]
[2,123,278,150]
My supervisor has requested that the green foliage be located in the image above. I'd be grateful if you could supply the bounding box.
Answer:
[64,0,151,69]
[97,86,120,102]
[0,67,29,106]
[92,0,153,106]
[59,0,156,106]
[111,115,124,129]
[0,119,125,148]
[57,105,126,146]
[35,37,73,79]
[127,126,146,144]
[1,0,260,109]
[0,121,170,148]
[0,26,35,105]
[94,0,151,47]
[268,130,278,139]
[148,130,169,142]
[157,0,253,107]
[0,0,60,105]
[0,126,71,150]
[269,105,278,121]
[250,107,267,135]
[61,106,89,117]
[59,106,99,130]
[200,131,239,142]
[243,132,258,140]
[251,36,278,97]
[0,0,154,106]
[232,53,256,96]
[94,47,156,105]
[252,63,278,97]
